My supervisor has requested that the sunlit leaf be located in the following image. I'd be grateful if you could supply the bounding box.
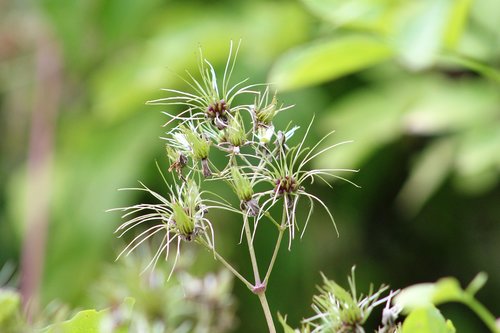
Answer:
[300,0,400,32]
[269,35,393,91]
[278,313,298,333]
[0,289,22,330]
[443,0,472,49]
[402,306,455,333]
[395,277,463,312]
[42,309,107,333]
[394,0,453,70]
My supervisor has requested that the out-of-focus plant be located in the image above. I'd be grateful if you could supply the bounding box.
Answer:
[91,246,236,333]
[269,0,500,216]
[279,269,500,333]
[111,41,357,332]
[0,250,236,333]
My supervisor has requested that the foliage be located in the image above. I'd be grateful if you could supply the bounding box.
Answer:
[1,0,499,332]
[280,270,499,333]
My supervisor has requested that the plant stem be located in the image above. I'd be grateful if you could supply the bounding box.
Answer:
[258,292,276,333]
[264,227,284,284]
[243,215,276,332]
[463,296,500,333]
[244,215,261,285]
[198,240,253,290]
[264,206,287,283]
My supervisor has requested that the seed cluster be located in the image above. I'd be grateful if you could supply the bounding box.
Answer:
[206,99,229,130]
[274,176,298,195]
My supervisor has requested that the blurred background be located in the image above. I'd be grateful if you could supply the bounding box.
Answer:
[1,0,499,332]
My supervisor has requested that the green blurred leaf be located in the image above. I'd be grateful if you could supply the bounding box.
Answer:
[395,277,463,312]
[0,289,22,331]
[394,283,437,310]
[278,313,298,333]
[300,0,400,32]
[439,54,500,82]
[454,124,500,193]
[42,309,106,333]
[432,278,463,304]
[396,139,455,217]
[443,0,472,49]
[269,35,393,91]
[395,0,453,70]
[402,306,455,333]
[92,2,311,122]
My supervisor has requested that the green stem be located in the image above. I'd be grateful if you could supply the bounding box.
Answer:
[198,240,253,290]
[264,227,284,284]
[462,296,499,333]
[244,215,261,284]
[243,215,276,333]
[258,292,276,333]
[264,206,287,284]
[264,211,281,229]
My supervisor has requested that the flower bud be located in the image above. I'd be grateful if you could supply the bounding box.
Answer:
[230,166,253,202]
[172,202,195,237]
[255,93,277,125]
[226,113,246,147]
[182,126,210,160]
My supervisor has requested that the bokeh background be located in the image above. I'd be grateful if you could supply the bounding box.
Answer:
[1,0,499,332]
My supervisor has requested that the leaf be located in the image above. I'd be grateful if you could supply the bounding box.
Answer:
[300,0,398,32]
[393,283,437,310]
[438,54,500,83]
[278,313,298,333]
[268,35,393,90]
[42,309,107,333]
[394,0,453,70]
[0,289,22,330]
[396,138,455,217]
[432,278,463,304]
[402,306,455,333]
[395,277,463,312]
[443,0,473,49]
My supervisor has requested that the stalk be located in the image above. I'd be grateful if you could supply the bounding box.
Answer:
[243,215,276,332]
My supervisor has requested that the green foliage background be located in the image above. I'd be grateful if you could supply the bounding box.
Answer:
[1,0,499,331]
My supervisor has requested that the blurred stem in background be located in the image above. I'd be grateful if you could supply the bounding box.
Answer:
[20,18,62,320]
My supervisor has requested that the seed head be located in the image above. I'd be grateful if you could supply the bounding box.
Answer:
[181,126,210,160]
[274,176,298,195]
[226,113,246,148]
[172,202,195,239]
[255,94,277,126]
[230,166,254,202]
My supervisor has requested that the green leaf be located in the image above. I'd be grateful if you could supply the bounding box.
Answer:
[432,278,463,304]
[0,289,23,331]
[42,309,107,333]
[278,313,298,333]
[402,306,455,333]
[395,277,463,312]
[269,35,393,90]
[300,0,399,32]
[394,283,437,310]
[396,139,455,217]
[394,0,453,70]
[438,54,500,83]
[443,0,473,49]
